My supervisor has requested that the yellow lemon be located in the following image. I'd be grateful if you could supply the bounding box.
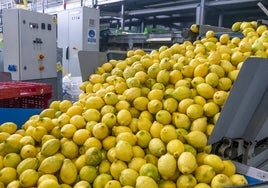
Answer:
[147,99,163,114]
[166,139,185,158]
[213,90,229,106]
[195,164,216,184]
[186,104,204,119]
[203,154,225,173]
[115,140,133,162]
[229,174,248,186]
[117,109,132,126]
[190,117,208,132]
[92,122,109,140]
[110,160,127,180]
[185,130,207,148]
[135,176,158,188]
[59,100,73,113]
[177,151,197,174]
[60,123,77,138]
[205,72,219,87]
[79,165,98,183]
[148,138,166,157]
[128,157,146,172]
[133,96,149,111]
[157,153,177,180]
[119,168,139,186]
[176,174,197,188]
[203,102,220,117]
[69,115,86,129]
[156,110,172,125]
[211,174,232,188]
[178,98,194,114]
[172,112,191,130]
[160,125,178,143]
[221,160,236,177]
[196,83,215,99]
[72,128,90,145]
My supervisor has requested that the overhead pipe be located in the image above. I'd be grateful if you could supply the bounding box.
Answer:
[120,3,125,30]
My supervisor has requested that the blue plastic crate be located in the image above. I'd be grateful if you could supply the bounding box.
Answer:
[0,108,42,128]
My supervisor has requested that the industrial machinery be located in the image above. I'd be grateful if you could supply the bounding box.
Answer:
[208,58,268,175]
[2,9,59,100]
[57,6,100,78]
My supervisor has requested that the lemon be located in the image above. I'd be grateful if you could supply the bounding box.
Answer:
[211,174,232,188]
[203,154,225,173]
[156,69,170,85]
[157,153,177,180]
[57,113,70,127]
[38,179,61,188]
[177,151,197,174]
[0,122,17,134]
[79,165,98,183]
[104,180,122,188]
[205,72,219,87]
[190,117,207,132]
[190,24,199,33]
[194,183,211,188]
[185,130,207,148]
[3,153,21,168]
[115,140,133,162]
[178,98,194,114]
[132,145,145,158]
[230,174,248,186]
[172,112,191,130]
[172,86,192,101]
[92,122,109,140]
[167,139,184,158]
[228,69,239,82]
[196,83,215,99]
[116,132,136,146]
[73,181,91,188]
[61,140,79,159]
[221,160,236,177]
[110,160,127,180]
[162,97,178,113]
[85,147,102,166]
[135,176,158,188]
[59,100,73,112]
[160,125,178,143]
[213,90,228,106]
[148,138,166,157]
[136,117,152,132]
[147,99,163,114]
[60,124,77,138]
[176,174,197,188]
[186,104,204,119]
[72,128,90,145]
[112,126,132,137]
[203,102,220,117]
[83,108,101,122]
[139,163,160,182]
[119,168,139,186]
[128,157,146,172]
[195,164,216,184]
[85,96,105,110]
[70,114,86,129]
[20,144,37,159]
[0,167,17,185]
[74,154,86,171]
[65,105,83,117]
[117,109,132,126]
[156,110,172,125]
[93,174,113,188]
[99,137,115,151]
[19,169,39,187]
[191,77,205,88]
[6,180,20,188]
[99,160,111,174]
[158,180,177,188]
[115,100,130,111]
[217,77,232,91]
[193,96,207,106]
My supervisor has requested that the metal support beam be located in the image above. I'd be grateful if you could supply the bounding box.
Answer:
[121,3,125,30]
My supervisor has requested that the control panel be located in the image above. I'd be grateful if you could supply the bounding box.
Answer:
[3,9,57,80]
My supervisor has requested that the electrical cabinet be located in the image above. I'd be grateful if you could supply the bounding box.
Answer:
[3,9,57,80]
[57,6,100,77]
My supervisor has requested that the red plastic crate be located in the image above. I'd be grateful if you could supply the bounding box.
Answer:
[0,81,52,108]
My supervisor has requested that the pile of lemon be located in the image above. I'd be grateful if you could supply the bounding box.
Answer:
[0,21,267,188]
